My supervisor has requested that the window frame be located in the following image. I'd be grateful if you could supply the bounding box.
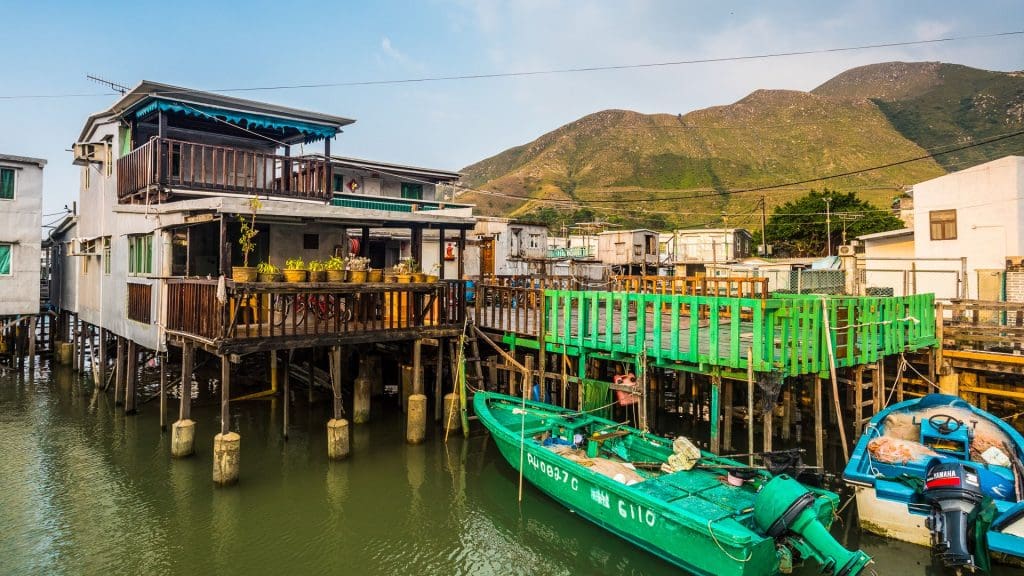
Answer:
[103,236,111,275]
[401,182,423,200]
[0,167,16,201]
[929,209,958,241]
[128,234,154,276]
[0,243,11,276]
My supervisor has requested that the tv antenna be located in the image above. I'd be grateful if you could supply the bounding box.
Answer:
[86,75,129,95]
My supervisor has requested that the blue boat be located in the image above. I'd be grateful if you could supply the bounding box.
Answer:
[843,393,1024,572]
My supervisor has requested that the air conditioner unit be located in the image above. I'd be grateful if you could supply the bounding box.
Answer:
[837,245,856,257]
[72,142,109,167]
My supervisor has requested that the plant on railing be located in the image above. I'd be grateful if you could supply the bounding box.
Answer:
[427,262,441,282]
[307,259,326,282]
[324,256,346,271]
[347,256,370,283]
[232,196,263,282]
[283,257,307,283]
[256,261,281,282]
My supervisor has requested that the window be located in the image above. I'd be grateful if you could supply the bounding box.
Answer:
[401,183,423,200]
[103,237,111,275]
[0,244,10,275]
[528,234,541,249]
[0,168,14,200]
[333,174,345,193]
[303,234,319,250]
[128,234,153,275]
[633,245,642,257]
[930,209,957,241]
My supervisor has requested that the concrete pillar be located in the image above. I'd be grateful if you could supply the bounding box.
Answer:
[353,357,371,424]
[407,394,427,444]
[327,418,350,460]
[442,392,460,434]
[212,432,240,486]
[171,419,196,457]
[56,342,73,365]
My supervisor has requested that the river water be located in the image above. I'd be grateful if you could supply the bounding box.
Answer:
[2,359,1021,576]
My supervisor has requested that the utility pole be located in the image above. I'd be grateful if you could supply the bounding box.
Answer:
[824,195,832,258]
[760,195,768,256]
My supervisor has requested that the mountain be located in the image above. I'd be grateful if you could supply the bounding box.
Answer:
[460,62,1024,230]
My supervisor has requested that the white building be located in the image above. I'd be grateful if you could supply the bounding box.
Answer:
[0,154,45,317]
[669,228,753,276]
[857,156,1024,300]
[596,229,659,273]
[465,217,548,277]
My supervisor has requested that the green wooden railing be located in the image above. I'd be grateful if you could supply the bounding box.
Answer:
[537,290,936,376]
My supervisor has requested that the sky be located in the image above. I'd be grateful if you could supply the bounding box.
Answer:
[1,0,1022,219]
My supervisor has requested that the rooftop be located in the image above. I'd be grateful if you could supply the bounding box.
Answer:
[0,154,47,168]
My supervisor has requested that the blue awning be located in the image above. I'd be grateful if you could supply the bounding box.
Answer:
[133,98,337,142]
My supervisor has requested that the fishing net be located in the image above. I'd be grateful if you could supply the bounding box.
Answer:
[867,436,939,465]
[881,407,1013,462]
[757,372,784,414]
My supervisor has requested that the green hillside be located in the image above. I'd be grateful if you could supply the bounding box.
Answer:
[461,62,1024,231]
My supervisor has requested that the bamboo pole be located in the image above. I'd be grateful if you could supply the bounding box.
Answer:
[822,298,850,463]
[747,347,754,466]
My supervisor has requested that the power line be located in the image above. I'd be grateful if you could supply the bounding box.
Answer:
[1,30,1021,101]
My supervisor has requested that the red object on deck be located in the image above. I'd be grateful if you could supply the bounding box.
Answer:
[614,373,640,406]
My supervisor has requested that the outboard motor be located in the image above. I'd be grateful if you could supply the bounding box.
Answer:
[922,460,984,571]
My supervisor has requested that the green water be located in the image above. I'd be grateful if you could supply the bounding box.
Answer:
[0,360,1019,576]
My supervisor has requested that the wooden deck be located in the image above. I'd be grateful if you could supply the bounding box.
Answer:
[474,285,936,377]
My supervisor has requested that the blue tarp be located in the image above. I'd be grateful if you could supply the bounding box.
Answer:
[133,99,337,142]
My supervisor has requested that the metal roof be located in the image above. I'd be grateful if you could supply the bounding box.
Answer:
[0,154,47,167]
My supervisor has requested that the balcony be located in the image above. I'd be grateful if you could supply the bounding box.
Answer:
[117,137,331,203]
[330,192,473,214]
[164,279,467,354]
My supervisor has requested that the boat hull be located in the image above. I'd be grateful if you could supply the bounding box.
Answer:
[852,485,930,547]
[486,422,779,576]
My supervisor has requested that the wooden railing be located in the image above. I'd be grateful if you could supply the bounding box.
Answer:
[943,299,1024,355]
[117,137,330,203]
[481,275,583,290]
[165,279,465,350]
[127,282,153,324]
[514,290,937,376]
[474,284,545,336]
[611,275,769,301]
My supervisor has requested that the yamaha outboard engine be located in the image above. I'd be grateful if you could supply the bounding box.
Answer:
[923,460,984,571]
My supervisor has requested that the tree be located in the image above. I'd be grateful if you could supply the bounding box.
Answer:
[760,189,904,257]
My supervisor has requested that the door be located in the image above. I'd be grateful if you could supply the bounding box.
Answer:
[480,237,495,277]
[977,269,1004,323]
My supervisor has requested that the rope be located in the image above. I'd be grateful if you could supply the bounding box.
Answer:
[707,518,752,563]
[900,353,940,390]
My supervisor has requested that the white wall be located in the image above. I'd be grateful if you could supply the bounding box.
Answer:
[0,158,43,316]
[913,156,1023,299]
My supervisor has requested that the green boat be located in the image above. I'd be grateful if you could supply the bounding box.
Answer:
[475,391,872,576]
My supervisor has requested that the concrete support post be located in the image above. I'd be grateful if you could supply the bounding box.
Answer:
[327,418,350,460]
[443,393,459,434]
[213,355,240,486]
[171,343,195,458]
[407,394,427,445]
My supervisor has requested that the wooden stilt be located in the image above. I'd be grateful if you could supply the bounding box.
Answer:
[159,354,167,431]
[306,354,314,404]
[747,348,755,465]
[710,374,721,454]
[781,386,792,442]
[114,336,125,406]
[331,346,343,420]
[282,351,290,439]
[27,316,36,364]
[762,390,773,453]
[722,376,734,452]
[434,340,444,421]
[180,342,193,421]
[412,339,423,395]
[221,355,230,435]
[814,375,824,471]
[98,329,107,389]
[125,340,137,414]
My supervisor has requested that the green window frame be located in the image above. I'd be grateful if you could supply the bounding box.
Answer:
[400,183,423,200]
[103,237,111,275]
[128,235,153,276]
[0,168,15,200]
[0,244,10,275]
[333,174,345,193]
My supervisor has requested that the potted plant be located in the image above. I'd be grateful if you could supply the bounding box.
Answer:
[308,259,326,282]
[283,257,307,282]
[426,263,440,283]
[393,259,412,284]
[410,258,427,283]
[256,261,281,282]
[347,256,370,283]
[232,196,262,282]
[324,256,346,282]
[368,267,384,282]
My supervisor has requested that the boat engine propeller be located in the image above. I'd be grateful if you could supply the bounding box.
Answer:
[753,475,872,575]
[922,460,984,572]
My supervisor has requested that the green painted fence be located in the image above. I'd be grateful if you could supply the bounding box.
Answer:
[540,290,936,377]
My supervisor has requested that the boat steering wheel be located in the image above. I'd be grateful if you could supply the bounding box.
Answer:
[928,413,963,435]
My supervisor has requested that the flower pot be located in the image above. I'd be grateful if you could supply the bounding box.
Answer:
[412,273,427,283]
[426,275,439,283]
[232,266,257,282]
[348,270,368,283]
[283,269,307,283]
[385,274,397,283]
[308,270,326,283]
[258,272,282,283]
[326,269,346,282]
[396,274,412,284]
[368,269,384,283]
